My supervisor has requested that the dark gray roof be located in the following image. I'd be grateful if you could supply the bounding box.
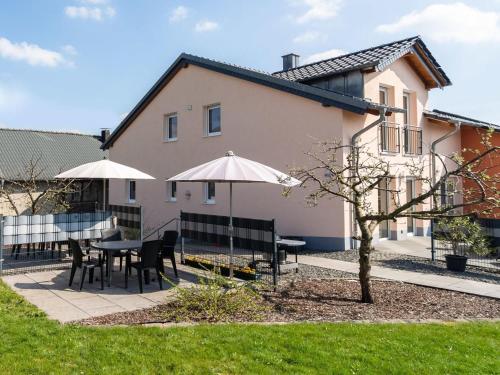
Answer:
[103,53,392,149]
[0,129,107,180]
[273,36,451,87]
[424,110,500,130]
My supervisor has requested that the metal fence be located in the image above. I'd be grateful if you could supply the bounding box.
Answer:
[431,218,500,271]
[0,204,143,275]
[179,211,278,286]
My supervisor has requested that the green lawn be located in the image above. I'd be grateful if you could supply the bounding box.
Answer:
[0,281,498,374]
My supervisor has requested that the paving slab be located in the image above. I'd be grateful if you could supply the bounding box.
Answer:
[1,263,200,323]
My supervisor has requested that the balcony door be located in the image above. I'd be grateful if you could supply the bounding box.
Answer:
[406,178,415,235]
[378,177,390,240]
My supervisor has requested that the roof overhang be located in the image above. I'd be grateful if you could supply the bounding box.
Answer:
[424,110,500,131]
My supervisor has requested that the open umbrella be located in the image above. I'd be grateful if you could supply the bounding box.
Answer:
[168,150,300,277]
[54,158,155,209]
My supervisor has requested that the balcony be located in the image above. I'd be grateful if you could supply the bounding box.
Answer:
[403,126,423,155]
[379,122,400,153]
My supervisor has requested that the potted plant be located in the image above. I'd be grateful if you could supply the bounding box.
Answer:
[434,216,490,272]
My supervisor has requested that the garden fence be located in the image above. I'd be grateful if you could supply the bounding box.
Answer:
[180,211,278,286]
[431,218,500,271]
[0,204,142,275]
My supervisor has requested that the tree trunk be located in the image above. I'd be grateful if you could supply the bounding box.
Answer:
[358,237,374,303]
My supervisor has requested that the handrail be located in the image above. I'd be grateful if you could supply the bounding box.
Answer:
[143,217,179,240]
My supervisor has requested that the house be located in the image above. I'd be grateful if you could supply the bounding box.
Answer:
[102,36,498,250]
[0,128,108,216]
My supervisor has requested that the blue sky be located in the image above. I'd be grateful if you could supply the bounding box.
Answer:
[1,0,500,134]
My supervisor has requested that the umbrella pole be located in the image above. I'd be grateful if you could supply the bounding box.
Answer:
[229,182,234,278]
[102,178,106,211]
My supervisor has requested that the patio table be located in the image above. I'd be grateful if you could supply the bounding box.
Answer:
[276,239,305,274]
[90,240,142,287]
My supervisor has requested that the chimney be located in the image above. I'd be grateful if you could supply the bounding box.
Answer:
[100,128,110,143]
[282,53,300,70]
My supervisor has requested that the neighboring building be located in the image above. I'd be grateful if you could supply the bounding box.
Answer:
[0,128,108,215]
[103,36,498,250]
[423,110,500,220]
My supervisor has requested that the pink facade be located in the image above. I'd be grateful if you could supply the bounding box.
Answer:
[105,39,484,250]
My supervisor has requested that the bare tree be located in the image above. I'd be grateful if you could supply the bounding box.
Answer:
[286,130,499,303]
[0,156,76,215]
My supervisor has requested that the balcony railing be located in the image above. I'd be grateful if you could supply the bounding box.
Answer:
[379,122,400,153]
[403,126,423,155]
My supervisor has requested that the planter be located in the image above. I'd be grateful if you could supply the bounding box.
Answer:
[444,254,468,272]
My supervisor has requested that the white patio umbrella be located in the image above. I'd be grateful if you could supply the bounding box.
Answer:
[168,150,300,277]
[54,158,155,209]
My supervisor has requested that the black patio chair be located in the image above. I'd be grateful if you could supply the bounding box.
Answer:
[159,230,179,278]
[101,228,127,273]
[68,238,104,291]
[126,240,163,293]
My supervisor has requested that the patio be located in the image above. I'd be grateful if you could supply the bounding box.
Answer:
[1,259,200,323]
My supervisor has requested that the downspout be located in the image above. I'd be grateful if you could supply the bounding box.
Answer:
[350,108,387,249]
[429,120,461,260]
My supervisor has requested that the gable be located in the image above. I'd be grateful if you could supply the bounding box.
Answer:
[103,54,388,149]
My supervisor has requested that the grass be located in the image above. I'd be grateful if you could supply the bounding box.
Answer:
[0,281,498,374]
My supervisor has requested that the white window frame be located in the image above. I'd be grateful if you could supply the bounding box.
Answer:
[166,181,177,202]
[205,104,221,137]
[379,86,389,106]
[203,182,216,204]
[402,92,411,126]
[163,113,178,142]
[127,180,136,203]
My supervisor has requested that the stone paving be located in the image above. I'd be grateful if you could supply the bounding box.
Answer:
[297,255,500,299]
[2,262,200,323]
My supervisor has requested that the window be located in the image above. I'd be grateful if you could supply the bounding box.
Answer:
[163,114,177,141]
[440,179,455,208]
[379,86,388,105]
[166,181,177,202]
[203,182,215,204]
[402,92,411,125]
[205,105,221,136]
[127,180,136,203]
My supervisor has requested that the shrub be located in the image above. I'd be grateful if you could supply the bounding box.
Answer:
[162,268,269,323]
[434,216,491,256]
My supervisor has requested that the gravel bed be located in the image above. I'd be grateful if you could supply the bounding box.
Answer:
[278,264,357,285]
[77,279,500,326]
[303,249,500,284]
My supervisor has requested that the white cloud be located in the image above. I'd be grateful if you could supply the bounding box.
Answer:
[61,44,78,56]
[65,5,116,21]
[79,0,108,4]
[303,48,346,64]
[292,0,343,24]
[195,20,219,32]
[169,6,189,23]
[0,84,28,113]
[0,36,67,67]
[293,31,326,43]
[376,3,500,43]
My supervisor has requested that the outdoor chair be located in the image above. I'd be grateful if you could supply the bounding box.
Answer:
[101,228,128,273]
[68,238,104,291]
[126,240,163,293]
[159,230,179,278]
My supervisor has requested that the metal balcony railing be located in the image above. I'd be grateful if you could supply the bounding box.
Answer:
[379,122,400,153]
[403,125,423,155]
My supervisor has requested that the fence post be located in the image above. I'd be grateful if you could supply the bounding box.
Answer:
[180,211,185,264]
[272,219,277,290]
[0,215,3,276]
[430,219,435,261]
